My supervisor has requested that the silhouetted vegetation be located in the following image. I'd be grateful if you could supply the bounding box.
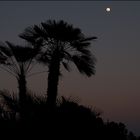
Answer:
[19,19,97,109]
[0,90,139,139]
[0,42,41,118]
[0,19,139,138]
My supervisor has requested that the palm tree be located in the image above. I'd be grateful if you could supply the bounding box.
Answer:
[0,41,41,116]
[19,19,97,109]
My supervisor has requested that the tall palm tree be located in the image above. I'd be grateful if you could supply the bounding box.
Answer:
[19,19,97,109]
[0,41,41,116]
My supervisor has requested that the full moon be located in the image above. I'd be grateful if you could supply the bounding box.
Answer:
[106,8,111,12]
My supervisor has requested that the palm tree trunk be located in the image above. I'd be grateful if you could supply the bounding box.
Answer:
[47,53,60,110]
[18,66,27,119]
[18,74,27,106]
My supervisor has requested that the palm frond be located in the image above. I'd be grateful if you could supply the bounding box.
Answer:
[0,53,7,64]
[41,20,83,42]
[20,19,97,77]
[72,54,96,76]
[0,42,12,57]
[36,52,50,66]
[62,62,71,72]
[0,90,19,112]
[6,41,39,63]
[80,37,97,42]
[19,26,40,44]
[70,36,97,52]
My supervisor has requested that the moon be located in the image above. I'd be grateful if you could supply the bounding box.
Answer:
[106,8,111,12]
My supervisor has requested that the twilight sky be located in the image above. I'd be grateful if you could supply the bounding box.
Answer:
[0,1,140,135]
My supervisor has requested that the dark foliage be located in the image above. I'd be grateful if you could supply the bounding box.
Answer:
[0,90,139,139]
[0,19,138,139]
[0,42,41,119]
[19,19,97,109]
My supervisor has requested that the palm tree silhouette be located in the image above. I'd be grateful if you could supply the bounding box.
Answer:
[0,41,40,117]
[19,19,97,109]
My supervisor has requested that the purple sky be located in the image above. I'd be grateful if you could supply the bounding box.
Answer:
[0,1,140,135]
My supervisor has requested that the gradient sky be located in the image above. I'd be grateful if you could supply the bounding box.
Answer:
[0,1,140,135]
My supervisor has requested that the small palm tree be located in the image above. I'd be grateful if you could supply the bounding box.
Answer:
[0,41,41,116]
[19,19,97,109]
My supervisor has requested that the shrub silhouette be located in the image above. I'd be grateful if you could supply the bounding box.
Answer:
[0,90,139,139]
